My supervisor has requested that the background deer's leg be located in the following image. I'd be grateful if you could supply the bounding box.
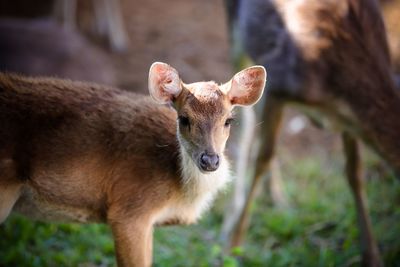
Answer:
[229,96,284,248]
[53,0,77,30]
[342,133,383,267]
[269,156,288,208]
[220,106,256,243]
[93,0,129,52]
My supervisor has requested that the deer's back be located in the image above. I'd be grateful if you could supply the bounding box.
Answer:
[0,73,180,222]
[237,0,400,171]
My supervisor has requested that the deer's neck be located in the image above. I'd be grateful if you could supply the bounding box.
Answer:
[153,146,230,225]
[176,147,231,220]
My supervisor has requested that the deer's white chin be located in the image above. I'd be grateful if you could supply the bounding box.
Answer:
[199,168,217,174]
[180,147,230,189]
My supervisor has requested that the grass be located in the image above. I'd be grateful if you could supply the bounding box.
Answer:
[1,149,399,267]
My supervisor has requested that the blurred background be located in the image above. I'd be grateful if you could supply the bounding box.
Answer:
[0,0,399,266]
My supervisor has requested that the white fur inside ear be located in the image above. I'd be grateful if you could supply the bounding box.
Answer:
[149,62,182,104]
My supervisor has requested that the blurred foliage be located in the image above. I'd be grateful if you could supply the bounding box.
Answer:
[1,150,399,267]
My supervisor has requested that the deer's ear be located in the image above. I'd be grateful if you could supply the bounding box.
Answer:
[224,66,266,106]
[149,62,182,104]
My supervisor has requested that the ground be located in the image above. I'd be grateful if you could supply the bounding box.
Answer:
[1,107,399,266]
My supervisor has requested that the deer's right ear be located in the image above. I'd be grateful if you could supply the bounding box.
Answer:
[148,62,182,104]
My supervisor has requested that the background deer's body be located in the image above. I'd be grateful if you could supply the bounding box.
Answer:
[0,18,116,85]
[223,0,400,266]
[0,62,266,266]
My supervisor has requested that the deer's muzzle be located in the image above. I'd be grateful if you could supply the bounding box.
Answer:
[199,152,220,172]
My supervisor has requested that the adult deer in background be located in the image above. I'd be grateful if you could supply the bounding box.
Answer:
[0,18,115,85]
[222,0,400,266]
[0,62,266,266]
[54,0,129,52]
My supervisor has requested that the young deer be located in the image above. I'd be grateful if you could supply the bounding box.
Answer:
[0,62,266,266]
[223,0,400,266]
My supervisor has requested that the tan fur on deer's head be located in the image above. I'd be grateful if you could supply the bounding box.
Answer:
[149,62,266,173]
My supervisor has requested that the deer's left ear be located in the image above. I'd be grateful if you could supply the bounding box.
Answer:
[224,66,267,106]
[148,62,182,104]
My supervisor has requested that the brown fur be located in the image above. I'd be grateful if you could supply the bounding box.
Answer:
[0,62,266,266]
[293,0,400,170]
[225,0,400,266]
[0,72,180,221]
[0,74,187,266]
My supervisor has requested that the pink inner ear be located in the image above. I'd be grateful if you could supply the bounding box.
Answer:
[153,65,171,86]
[230,66,266,106]
[149,63,181,103]
[236,68,265,89]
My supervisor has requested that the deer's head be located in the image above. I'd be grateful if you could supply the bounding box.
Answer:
[149,62,266,173]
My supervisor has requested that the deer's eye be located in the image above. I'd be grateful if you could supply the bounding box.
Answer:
[178,116,190,127]
[225,118,235,127]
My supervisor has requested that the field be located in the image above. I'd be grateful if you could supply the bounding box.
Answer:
[1,111,399,267]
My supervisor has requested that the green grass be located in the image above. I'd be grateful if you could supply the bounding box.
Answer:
[1,152,399,267]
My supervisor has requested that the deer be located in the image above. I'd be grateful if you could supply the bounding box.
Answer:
[53,0,129,52]
[221,0,400,266]
[0,18,115,85]
[0,62,266,266]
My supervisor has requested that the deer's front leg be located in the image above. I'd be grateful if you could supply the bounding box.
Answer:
[0,180,22,223]
[110,216,154,267]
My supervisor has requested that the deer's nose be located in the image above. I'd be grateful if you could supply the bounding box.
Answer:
[199,152,220,172]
